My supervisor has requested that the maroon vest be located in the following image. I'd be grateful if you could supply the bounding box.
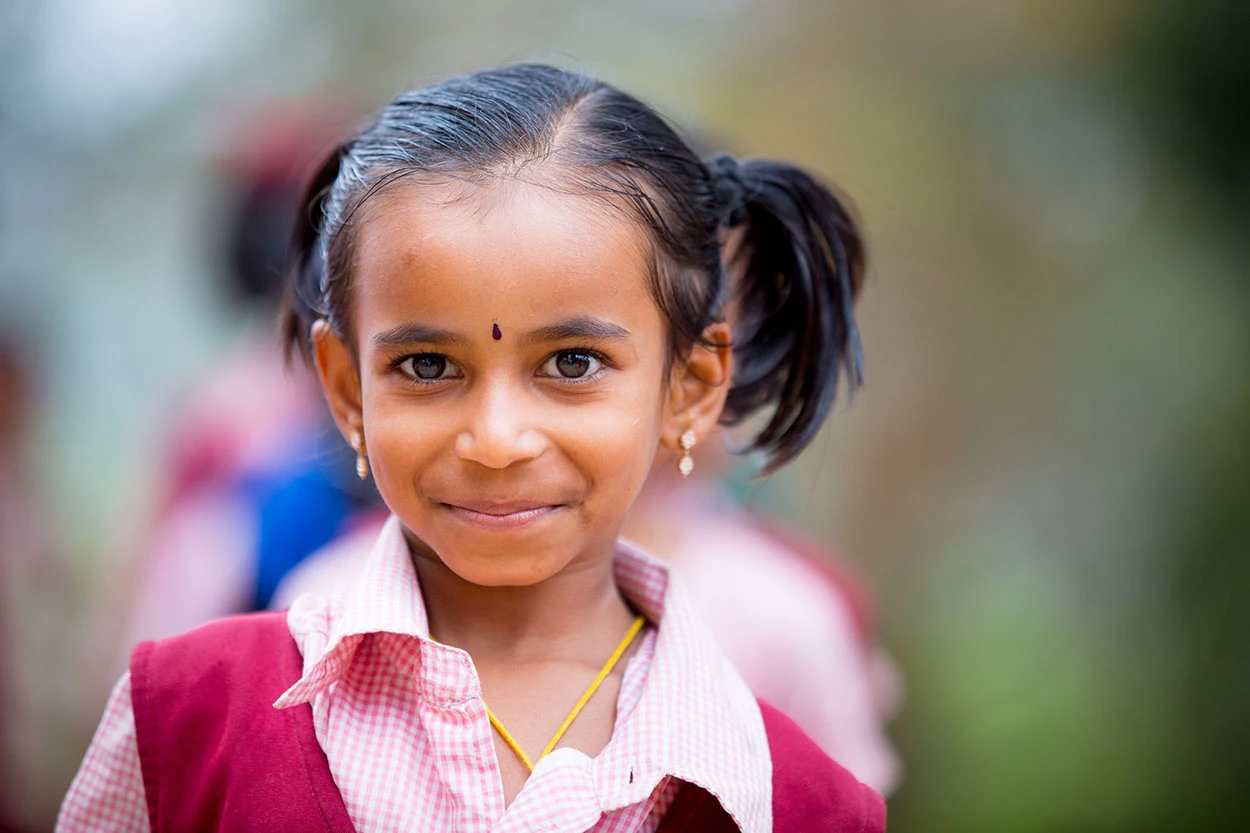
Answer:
[131,613,885,832]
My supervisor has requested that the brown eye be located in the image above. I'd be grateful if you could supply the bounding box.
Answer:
[543,350,601,379]
[402,354,452,380]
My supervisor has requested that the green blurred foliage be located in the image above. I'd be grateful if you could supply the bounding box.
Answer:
[1122,0,1250,229]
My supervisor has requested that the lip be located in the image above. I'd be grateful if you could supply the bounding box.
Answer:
[440,501,564,531]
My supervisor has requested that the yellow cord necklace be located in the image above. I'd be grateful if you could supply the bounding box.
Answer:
[478,614,646,772]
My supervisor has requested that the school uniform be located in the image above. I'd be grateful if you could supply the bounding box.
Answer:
[58,516,885,832]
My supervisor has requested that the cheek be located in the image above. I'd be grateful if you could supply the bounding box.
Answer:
[564,381,667,496]
[357,386,453,494]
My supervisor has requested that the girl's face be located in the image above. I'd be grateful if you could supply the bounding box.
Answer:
[315,180,728,587]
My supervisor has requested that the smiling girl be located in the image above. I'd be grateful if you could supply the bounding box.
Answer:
[59,65,884,832]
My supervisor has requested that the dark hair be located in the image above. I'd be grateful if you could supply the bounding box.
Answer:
[281,64,865,473]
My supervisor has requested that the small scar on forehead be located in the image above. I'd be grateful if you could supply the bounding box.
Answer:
[492,322,502,340]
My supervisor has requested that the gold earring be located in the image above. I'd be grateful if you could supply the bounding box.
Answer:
[678,429,697,477]
[349,429,369,480]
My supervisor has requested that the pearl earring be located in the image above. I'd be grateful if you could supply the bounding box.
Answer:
[349,429,369,480]
[678,429,697,477]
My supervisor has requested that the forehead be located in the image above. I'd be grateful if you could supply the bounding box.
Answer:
[350,179,657,325]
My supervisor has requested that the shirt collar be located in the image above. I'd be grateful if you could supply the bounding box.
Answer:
[275,515,771,833]
[274,515,428,707]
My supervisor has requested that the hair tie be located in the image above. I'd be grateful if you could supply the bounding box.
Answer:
[705,153,750,227]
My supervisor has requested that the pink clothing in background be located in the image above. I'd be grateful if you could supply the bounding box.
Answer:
[667,508,901,795]
[116,335,322,660]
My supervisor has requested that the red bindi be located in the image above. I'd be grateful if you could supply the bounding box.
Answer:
[492,322,502,340]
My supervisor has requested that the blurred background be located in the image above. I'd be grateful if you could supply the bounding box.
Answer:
[2,0,1248,830]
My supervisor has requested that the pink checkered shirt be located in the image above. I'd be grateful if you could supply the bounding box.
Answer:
[58,516,773,832]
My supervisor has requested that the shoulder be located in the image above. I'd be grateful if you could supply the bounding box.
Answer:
[760,700,887,833]
[129,611,297,726]
[132,611,293,679]
[125,612,352,830]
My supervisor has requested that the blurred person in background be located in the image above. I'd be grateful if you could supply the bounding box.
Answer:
[112,103,382,665]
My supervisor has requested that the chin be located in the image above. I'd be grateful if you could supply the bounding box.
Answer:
[445,553,571,588]
[400,517,597,588]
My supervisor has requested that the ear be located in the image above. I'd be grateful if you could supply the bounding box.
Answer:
[312,319,363,442]
[661,322,732,452]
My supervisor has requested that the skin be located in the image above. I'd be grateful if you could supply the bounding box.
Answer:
[314,177,730,808]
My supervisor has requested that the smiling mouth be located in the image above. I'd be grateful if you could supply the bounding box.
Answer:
[441,502,564,531]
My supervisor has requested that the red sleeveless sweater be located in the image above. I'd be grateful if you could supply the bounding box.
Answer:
[130,613,885,832]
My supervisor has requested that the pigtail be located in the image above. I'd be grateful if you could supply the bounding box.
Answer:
[278,140,350,366]
[711,155,866,474]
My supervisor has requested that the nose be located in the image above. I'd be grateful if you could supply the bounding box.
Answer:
[453,379,548,469]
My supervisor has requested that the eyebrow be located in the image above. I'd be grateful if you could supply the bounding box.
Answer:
[525,316,631,344]
[371,323,468,349]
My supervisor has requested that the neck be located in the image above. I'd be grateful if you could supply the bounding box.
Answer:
[411,543,635,663]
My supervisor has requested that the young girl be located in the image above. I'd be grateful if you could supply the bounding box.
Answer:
[58,64,885,832]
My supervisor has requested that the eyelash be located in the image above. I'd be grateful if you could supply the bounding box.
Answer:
[391,348,613,389]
